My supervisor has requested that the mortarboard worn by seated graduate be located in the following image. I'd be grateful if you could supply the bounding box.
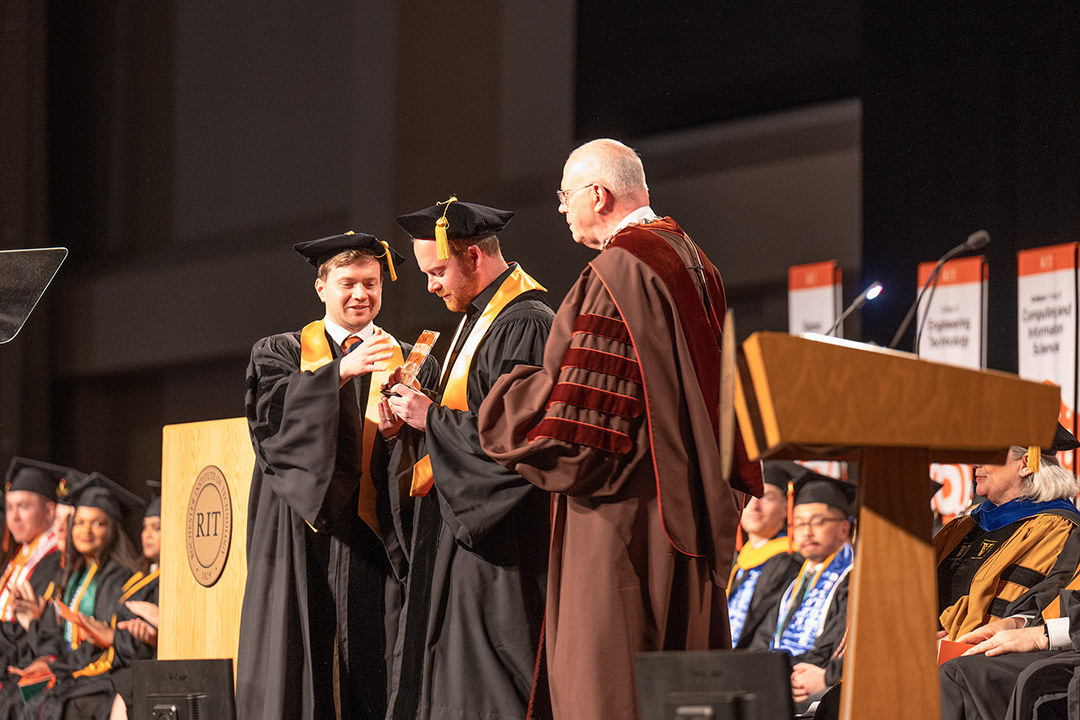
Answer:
[1027,421,1080,474]
[776,465,857,552]
[791,471,858,516]
[71,471,146,520]
[4,457,85,503]
[293,231,404,282]
[395,196,514,261]
[762,460,808,490]
[144,479,161,518]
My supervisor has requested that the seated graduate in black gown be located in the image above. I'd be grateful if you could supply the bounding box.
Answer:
[0,473,141,720]
[0,459,81,673]
[727,461,803,650]
[749,472,856,712]
[21,481,160,720]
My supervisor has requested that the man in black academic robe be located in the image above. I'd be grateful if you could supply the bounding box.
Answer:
[0,459,75,671]
[750,473,855,713]
[385,200,554,720]
[728,461,804,650]
[237,232,433,720]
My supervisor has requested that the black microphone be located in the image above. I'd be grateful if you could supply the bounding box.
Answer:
[824,281,883,337]
[888,230,991,351]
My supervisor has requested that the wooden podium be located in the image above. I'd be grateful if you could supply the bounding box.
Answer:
[735,332,1060,720]
[159,417,254,670]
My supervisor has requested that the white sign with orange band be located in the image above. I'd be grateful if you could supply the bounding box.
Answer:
[787,260,842,336]
[1018,242,1078,473]
[917,255,988,521]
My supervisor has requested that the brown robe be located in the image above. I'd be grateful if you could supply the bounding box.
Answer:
[479,217,762,720]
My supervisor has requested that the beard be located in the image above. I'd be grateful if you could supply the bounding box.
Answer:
[440,265,483,313]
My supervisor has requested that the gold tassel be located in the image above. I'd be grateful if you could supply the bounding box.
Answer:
[380,240,397,282]
[435,196,458,261]
[1028,446,1041,474]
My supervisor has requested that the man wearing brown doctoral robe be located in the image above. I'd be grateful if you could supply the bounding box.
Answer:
[478,138,763,719]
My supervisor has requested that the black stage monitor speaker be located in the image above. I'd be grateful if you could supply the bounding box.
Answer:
[635,650,794,720]
[132,658,236,720]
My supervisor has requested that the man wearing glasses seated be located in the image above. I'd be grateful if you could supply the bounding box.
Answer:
[748,471,856,712]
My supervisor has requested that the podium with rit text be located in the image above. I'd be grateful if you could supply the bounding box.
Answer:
[735,332,1060,720]
[158,417,254,671]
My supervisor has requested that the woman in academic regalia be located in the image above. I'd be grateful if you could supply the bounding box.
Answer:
[935,424,1080,640]
[20,482,160,720]
[817,426,1080,720]
[0,473,142,720]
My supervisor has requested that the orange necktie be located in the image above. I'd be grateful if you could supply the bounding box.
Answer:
[342,335,360,352]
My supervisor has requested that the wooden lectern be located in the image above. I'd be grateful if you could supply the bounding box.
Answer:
[159,417,253,671]
[735,332,1060,720]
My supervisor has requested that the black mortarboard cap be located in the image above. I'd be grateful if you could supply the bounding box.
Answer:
[72,472,146,520]
[395,200,513,242]
[144,480,161,518]
[792,472,857,515]
[293,231,404,280]
[763,461,807,490]
[1050,423,1080,453]
[4,458,84,503]
[1027,422,1080,475]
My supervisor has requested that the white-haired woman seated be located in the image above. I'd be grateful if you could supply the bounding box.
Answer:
[935,424,1080,640]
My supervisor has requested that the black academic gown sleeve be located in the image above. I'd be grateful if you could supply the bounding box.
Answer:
[732,552,803,650]
[424,297,555,547]
[245,332,361,533]
[378,355,441,583]
[389,292,555,720]
[1003,525,1080,619]
[16,571,159,720]
[239,327,422,720]
[30,560,132,676]
[0,550,61,670]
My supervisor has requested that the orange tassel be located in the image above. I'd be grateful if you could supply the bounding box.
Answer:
[2,527,7,554]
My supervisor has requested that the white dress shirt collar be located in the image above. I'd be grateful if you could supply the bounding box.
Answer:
[322,316,374,348]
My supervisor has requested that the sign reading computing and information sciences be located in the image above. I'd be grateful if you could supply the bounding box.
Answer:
[1018,243,1078,473]
[917,256,988,522]
[186,465,233,587]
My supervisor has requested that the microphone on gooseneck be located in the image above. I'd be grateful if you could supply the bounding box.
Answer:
[824,281,884,337]
[887,230,991,352]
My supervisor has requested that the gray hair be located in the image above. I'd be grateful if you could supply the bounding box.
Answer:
[567,138,648,198]
[1011,446,1079,502]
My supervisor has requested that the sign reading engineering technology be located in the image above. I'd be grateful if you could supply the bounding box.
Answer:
[186,465,233,587]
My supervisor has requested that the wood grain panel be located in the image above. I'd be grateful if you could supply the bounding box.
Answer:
[738,332,1060,458]
[159,417,253,668]
[841,448,939,720]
